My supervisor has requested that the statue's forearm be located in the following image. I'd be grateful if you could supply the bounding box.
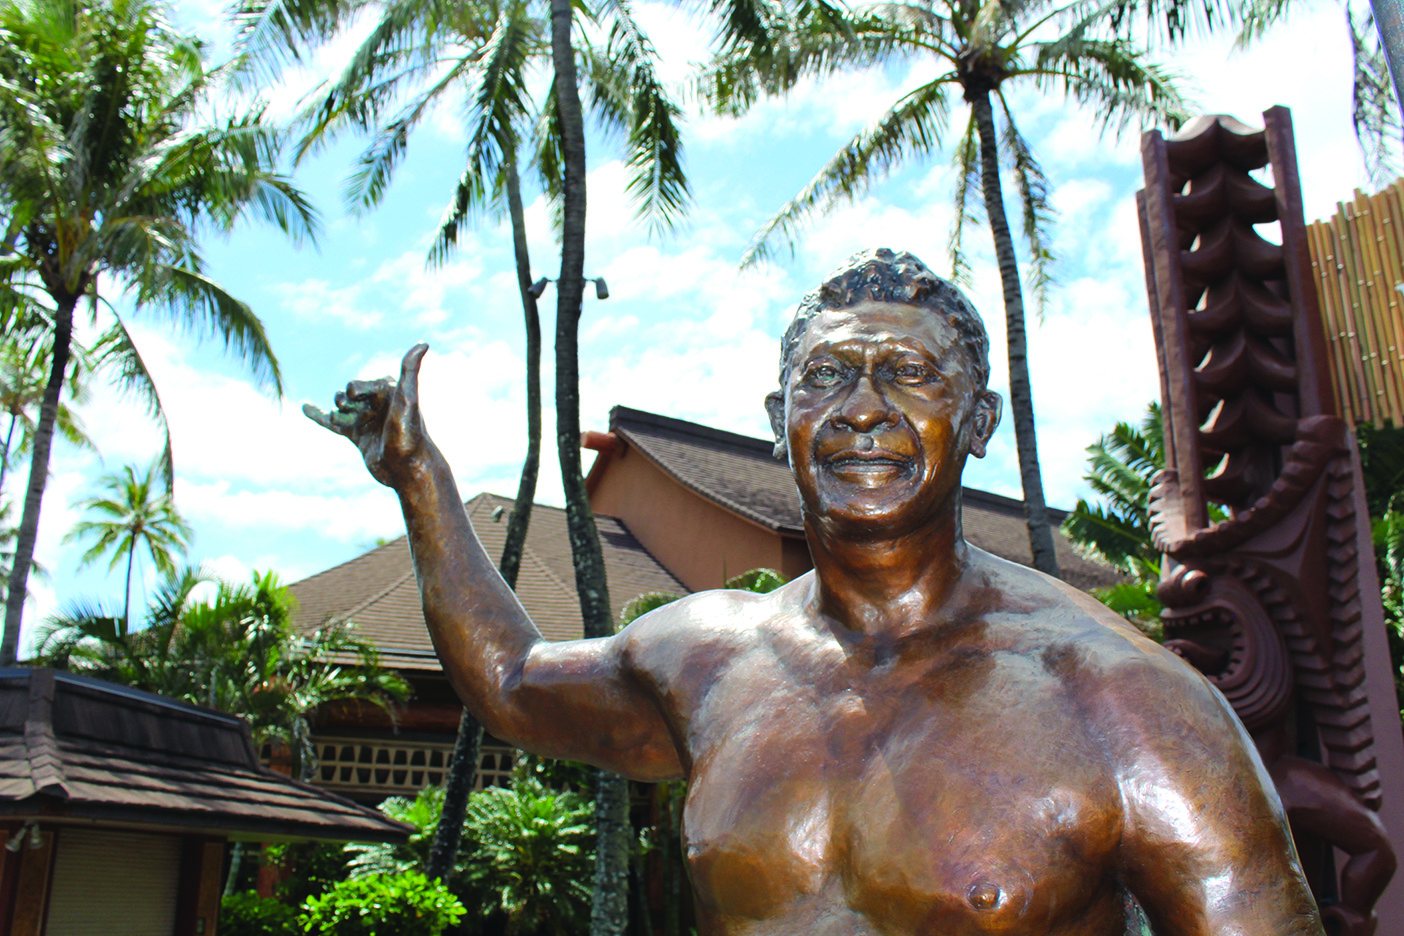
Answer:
[395,443,543,734]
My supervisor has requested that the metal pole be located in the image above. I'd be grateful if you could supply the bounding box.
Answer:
[1372,0,1404,112]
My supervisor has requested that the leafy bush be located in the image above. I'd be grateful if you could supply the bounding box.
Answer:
[346,787,444,879]
[301,871,464,936]
[459,773,594,936]
[219,892,300,936]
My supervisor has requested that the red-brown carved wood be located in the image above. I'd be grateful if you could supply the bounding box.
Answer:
[1138,106,1404,934]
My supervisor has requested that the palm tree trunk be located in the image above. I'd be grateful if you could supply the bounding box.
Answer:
[970,92,1061,580]
[121,543,135,637]
[426,154,543,885]
[3,299,75,664]
[547,6,630,936]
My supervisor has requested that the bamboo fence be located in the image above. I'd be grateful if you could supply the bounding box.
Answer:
[1306,180,1404,427]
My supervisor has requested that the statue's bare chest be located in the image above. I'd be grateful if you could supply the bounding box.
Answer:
[678,638,1124,933]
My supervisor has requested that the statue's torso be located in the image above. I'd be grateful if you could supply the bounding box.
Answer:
[659,597,1130,936]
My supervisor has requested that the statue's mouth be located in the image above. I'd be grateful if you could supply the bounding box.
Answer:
[822,449,915,482]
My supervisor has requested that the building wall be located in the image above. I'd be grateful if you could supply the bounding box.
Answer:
[590,446,789,593]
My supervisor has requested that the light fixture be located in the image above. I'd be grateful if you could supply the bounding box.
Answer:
[528,277,550,299]
[592,277,609,300]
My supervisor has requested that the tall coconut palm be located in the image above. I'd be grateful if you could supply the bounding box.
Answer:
[701,0,1189,578]
[0,0,318,664]
[63,459,193,633]
[235,0,686,924]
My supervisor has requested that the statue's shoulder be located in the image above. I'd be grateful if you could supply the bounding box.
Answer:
[617,574,810,669]
[970,549,1235,730]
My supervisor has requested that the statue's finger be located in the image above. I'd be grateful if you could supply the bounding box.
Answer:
[399,343,429,406]
[302,403,336,431]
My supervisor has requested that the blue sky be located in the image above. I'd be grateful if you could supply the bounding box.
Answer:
[13,0,1379,650]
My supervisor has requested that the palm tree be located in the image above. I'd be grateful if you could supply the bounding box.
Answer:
[701,0,1189,578]
[34,567,409,778]
[64,459,192,633]
[0,0,318,665]
[234,0,686,925]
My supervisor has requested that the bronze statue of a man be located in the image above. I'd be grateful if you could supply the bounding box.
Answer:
[310,248,1324,935]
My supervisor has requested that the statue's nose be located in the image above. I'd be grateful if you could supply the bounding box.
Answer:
[833,375,896,433]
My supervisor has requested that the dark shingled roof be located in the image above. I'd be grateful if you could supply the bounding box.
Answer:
[0,668,409,842]
[289,493,686,670]
[608,406,1119,593]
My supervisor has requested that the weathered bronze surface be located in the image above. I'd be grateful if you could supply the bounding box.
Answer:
[309,248,1323,935]
[1138,108,1402,934]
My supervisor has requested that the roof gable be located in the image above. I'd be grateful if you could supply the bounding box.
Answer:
[0,668,409,842]
[289,494,686,670]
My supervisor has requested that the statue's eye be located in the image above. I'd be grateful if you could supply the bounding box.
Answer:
[893,361,935,384]
[805,363,843,387]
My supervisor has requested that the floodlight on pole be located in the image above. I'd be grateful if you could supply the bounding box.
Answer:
[526,277,609,301]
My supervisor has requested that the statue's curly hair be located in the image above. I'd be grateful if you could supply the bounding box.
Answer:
[777,248,990,391]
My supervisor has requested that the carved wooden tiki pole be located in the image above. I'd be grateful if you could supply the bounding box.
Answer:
[1137,106,1404,933]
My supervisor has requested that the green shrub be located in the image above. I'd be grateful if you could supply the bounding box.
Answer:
[219,892,300,936]
[301,871,465,936]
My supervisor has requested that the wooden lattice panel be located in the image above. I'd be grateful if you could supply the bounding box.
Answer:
[261,739,516,796]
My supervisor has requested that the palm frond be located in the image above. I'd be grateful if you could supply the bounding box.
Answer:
[696,6,918,116]
[589,0,691,233]
[996,92,1054,315]
[532,77,566,240]
[231,0,371,85]
[343,53,479,210]
[87,317,174,486]
[427,1,537,266]
[140,263,283,394]
[948,114,981,287]
[1347,5,1402,185]
[1027,28,1191,135]
[742,76,955,267]
[293,0,495,163]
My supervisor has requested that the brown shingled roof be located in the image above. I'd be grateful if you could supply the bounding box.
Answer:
[0,668,409,842]
[289,493,686,671]
[606,406,1119,593]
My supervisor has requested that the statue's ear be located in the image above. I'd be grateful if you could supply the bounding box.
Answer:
[968,390,1002,458]
[764,390,787,460]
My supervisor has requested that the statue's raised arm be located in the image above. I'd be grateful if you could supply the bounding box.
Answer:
[305,345,684,781]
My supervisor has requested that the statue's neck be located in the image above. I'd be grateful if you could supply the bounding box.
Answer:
[805,505,970,640]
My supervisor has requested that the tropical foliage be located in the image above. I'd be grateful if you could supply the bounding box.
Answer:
[301,871,465,936]
[1061,403,1165,585]
[458,771,596,936]
[63,460,192,630]
[700,0,1188,578]
[0,0,317,664]
[1062,402,1174,633]
[341,765,596,936]
[33,567,408,778]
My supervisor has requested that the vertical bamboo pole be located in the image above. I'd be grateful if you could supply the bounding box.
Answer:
[1336,206,1385,425]
[1375,184,1404,426]
[1308,219,1358,423]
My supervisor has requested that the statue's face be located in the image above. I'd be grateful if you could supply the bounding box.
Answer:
[767,301,1000,534]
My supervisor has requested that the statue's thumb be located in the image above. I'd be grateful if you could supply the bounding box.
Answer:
[400,343,429,404]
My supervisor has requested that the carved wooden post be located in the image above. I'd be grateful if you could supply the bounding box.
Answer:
[1138,106,1404,934]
